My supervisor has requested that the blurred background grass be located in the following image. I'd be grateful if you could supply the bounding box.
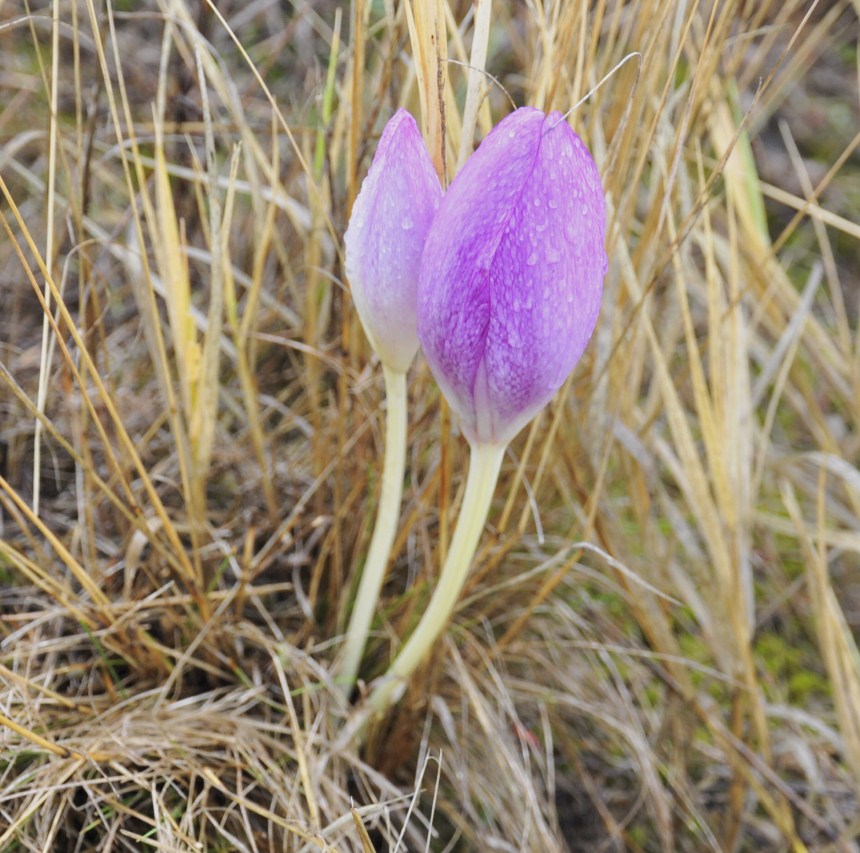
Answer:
[1,1,860,850]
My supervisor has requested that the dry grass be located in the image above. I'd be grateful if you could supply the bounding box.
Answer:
[2,0,860,850]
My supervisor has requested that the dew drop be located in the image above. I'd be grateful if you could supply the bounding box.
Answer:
[526,252,538,266]
[401,215,414,230]
[548,198,558,209]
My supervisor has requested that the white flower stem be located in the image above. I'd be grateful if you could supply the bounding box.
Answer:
[366,441,505,715]
[338,364,408,695]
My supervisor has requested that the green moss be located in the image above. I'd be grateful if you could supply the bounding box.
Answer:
[755,630,829,705]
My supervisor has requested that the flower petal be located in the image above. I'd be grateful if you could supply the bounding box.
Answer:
[418,107,607,445]
[345,109,442,372]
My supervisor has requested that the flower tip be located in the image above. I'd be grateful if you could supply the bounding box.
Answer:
[377,108,418,149]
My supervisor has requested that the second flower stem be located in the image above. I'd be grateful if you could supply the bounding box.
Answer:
[338,364,408,696]
[366,440,506,714]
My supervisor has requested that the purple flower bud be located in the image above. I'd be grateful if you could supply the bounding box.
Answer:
[418,107,607,446]
[344,109,443,373]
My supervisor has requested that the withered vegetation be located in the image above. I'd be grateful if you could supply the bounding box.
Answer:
[1,1,859,850]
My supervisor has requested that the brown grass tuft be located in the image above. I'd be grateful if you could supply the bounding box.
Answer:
[2,0,859,849]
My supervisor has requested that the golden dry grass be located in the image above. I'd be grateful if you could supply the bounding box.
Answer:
[1,0,860,850]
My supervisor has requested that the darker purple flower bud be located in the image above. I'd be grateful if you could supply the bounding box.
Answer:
[418,107,607,446]
[344,109,443,373]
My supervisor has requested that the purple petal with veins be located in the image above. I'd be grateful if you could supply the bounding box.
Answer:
[344,109,442,372]
[418,107,607,446]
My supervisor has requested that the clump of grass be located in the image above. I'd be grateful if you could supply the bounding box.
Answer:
[2,1,860,850]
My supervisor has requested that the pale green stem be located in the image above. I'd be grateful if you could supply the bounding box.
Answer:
[338,364,408,695]
[366,441,506,714]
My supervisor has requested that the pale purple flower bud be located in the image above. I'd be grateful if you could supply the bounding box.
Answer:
[344,109,443,373]
[418,107,607,446]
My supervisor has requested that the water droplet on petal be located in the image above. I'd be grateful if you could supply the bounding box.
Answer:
[527,252,538,266]
[401,215,414,230]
